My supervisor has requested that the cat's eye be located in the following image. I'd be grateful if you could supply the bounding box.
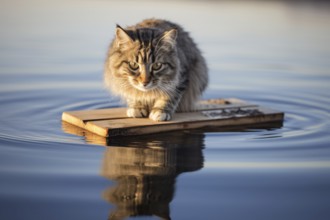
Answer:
[152,62,163,71]
[128,62,139,71]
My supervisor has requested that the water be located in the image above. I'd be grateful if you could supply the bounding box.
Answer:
[1,1,330,219]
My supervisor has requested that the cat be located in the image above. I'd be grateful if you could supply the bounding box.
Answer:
[104,19,208,121]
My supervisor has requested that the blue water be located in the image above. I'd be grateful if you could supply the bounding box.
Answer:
[1,1,330,220]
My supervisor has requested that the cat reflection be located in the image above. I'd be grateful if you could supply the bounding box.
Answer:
[101,133,204,220]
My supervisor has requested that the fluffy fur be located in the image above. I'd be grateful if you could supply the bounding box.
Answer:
[104,19,208,121]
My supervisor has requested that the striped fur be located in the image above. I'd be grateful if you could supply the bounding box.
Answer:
[104,19,208,121]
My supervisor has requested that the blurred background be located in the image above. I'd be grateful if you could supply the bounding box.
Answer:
[0,0,330,220]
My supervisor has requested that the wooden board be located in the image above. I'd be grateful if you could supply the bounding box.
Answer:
[62,98,284,137]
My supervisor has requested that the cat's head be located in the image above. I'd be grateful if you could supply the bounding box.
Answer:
[109,25,180,93]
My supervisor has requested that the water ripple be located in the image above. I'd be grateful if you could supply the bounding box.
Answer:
[0,81,329,154]
[204,87,330,151]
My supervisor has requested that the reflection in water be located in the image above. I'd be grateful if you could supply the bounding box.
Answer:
[62,121,284,219]
[100,133,204,220]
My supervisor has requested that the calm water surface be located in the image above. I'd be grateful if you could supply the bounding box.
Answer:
[1,1,330,219]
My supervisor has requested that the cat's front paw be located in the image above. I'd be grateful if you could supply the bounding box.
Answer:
[149,109,172,121]
[127,108,148,118]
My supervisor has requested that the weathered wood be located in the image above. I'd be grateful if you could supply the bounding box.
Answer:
[62,98,284,137]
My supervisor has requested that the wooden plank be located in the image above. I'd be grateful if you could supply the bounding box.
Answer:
[62,120,283,146]
[85,106,283,137]
[62,107,127,124]
[61,98,284,137]
[62,98,254,127]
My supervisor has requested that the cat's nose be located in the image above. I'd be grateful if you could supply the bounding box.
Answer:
[140,73,150,87]
[142,81,150,86]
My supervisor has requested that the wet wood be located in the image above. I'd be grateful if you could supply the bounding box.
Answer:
[62,98,284,137]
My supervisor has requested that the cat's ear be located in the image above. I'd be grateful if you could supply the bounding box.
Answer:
[115,25,133,48]
[157,29,177,49]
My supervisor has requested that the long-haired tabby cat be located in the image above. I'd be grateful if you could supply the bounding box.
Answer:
[104,19,208,121]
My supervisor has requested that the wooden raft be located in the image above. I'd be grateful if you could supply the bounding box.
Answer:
[62,98,284,137]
